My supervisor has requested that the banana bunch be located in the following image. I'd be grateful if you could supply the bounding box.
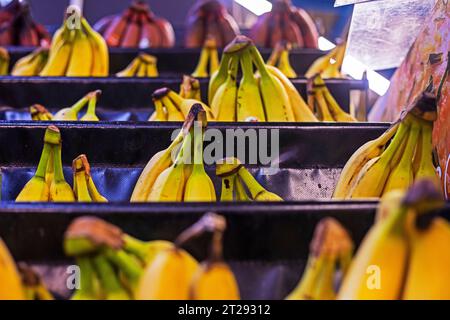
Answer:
[0,238,26,299]
[39,11,108,77]
[73,155,108,202]
[17,263,54,300]
[307,74,356,122]
[65,213,239,300]
[338,179,450,300]
[52,90,102,121]
[179,75,201,101]
[0,47,9,75]
[133,104,216,202]
[334,96,441,199]
[267,41,297,78]
[30,104,53,121]
[286,218,353,300]
[305,41,347,79]
[11,47,49,76]
[209,35,317,122]
[16,126,75,202]
[216,157,283,201]
[191,37,219,78]
[148,87,214,122]
[116,53,158,77]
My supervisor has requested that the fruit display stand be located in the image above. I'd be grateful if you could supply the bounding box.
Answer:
[0,77,367,120]
[6,46,327,77]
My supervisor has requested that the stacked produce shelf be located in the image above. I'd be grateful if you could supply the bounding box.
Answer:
[0,0,448,302]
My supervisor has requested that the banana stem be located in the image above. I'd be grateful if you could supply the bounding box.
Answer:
[104,248,143,285]
[75,257,96,296]
[35,143,52,179]
[240,49,255,83]
[123,234,149,262]
[70,95,89,114]
[379,120,411,166]
[215,52,231,80]
[85,93,98,117]
[249,45,270,78]
[92,255,124,293]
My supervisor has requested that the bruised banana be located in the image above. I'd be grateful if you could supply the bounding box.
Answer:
[333,122,400,199]
[216,157,243,201]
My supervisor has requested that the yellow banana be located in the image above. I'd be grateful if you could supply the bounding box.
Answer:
[16,126,60,202]
[136,247,199,300]
[0,47,9,75]
[313,89,334,122]
[184,121,216,202]
[167,90,215,120]
[337,204,409,299]
[266,65,317,122]
[81,17,109,77]
[236,48,266,122]
[414,120,440,188]
[403,217,450,300]
[116,57,141,77]
[12,48,49,76]
[237,167,282,201]
[122,235,174,266]
[333,122,400,199]
[0,238,26,299]
[49,136,75,202]
[73,156,92,202]
[211,55,239,121]
[250,45,295,122]
[277,48,297,78]
[66,29,93,77]
[148,99,168,121]
[53,90,90,121]
[382,120,420,194]
[161,96,184,122]
[192,44,210,78]
[179,75,201,101]
[80,90,101,121]
[349,120,411,199]
[39,28,73,76]
[209,52,231,105]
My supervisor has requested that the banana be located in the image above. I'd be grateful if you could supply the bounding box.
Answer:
[136,247,199,300]
[313,89,334,121]
[81,17,109,77]
[147,131,192,201]
[53,91,90,121]
[148,99,168,121]
[192,43,210,78]
[167,90,215,120]
[414,120,441,188]
[11,47,49,76]
[250,44,295,122]
[403,217,450,299]
[382,120,421,194]
[49,134,75,202]
[305,43,345,79]
[209,45,220,75]
[0,238,25,299]
[216,157,242,201]
[237,167,282,201]
[16,126,60,202]
[116,56,141,77]
[348,119,411,199]
[66,28,93,77]
[333,122,400,199]
[337,204,409,299]
[209,52,231,105]
[161,96,184,122]
[73,156,92,202]
[236,48,266,122]
[211,54,239,121]
[30,104,53,121]
[39,28,73,76]
[277,46,297,78]
[0,47,9,75]
[18,263,54,300]
[287,218,353,300]
[375,190,405,222]
[80,90,101,121]
[184,120,216,202]
[235,176,251,201]
[92,255,131,300]
[266,65,317,122]
[179,75,201,101]
[122,235,174,266]
[71,257,101,300]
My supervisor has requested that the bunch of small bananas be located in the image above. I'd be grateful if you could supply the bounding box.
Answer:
[307,74,356,122]
[132,104,216,202]
[11,47,49,76]
[0,238,53,300]
[334,93,440,199]
[148,86,214,122]
[15,126,107,202]
[217,157,283,201]
[65,213,240,300]
[338,180,450,300]
[179,75,202,101]
[209,35,317,122]
[0,47,9,75]
[191,37,220,78]
[39,9,108,77]
[286,218,353,300]
[116,53,158,77]
[305,41,346,79]
[30,90,102,121]
[267,41,297,78]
